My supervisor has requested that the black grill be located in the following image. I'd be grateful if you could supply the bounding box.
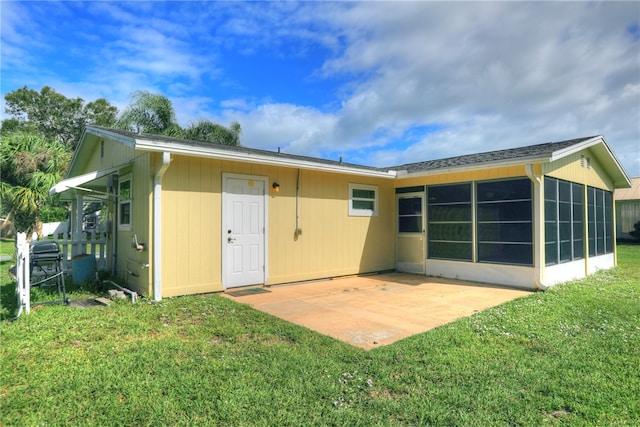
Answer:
[30,241,69,305]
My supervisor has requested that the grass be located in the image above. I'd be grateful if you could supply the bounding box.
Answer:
[1,245,639,425]
[0,238,16,257]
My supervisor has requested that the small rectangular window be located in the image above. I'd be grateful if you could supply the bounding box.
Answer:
[349,183,378,216]
[118,176,132,230]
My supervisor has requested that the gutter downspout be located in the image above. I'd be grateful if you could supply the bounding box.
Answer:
[525,164,549,290]
[153,152,171,301]
[295,169,302,236]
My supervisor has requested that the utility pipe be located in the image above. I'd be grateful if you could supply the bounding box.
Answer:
[525,164,549,290]
[295,169,302,235]
[153,152,171,301]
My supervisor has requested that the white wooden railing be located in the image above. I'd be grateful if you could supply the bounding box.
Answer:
[30,230,109,273]
[14,231,109,316]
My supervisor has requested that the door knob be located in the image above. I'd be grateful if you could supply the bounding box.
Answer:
[228,237,235,243]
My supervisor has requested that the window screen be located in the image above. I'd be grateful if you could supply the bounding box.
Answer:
[476,178,532,266]
[427,183,472,261]
[544,177,584,265]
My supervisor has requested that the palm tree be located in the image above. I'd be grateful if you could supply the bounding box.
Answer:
[116,91,178,134]
[184,120,242,146]
[0,132,70,233]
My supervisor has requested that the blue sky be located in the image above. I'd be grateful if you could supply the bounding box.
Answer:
[2,1,639,176]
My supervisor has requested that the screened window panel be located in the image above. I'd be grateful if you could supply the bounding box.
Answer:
[545,223,557,243]
[605,237,613,254]
[544,176,557,200]
[572,183,583,204]
[588,235,596,256]
[559,241,572,262]
[477,178,531,202]
[399,216,422,233]
[546,242,558,265]
[477,201,531,221]
[559,180,571,202]
[478,243,532,265]
[545,201,557,221]
[573,222,584,239]
[428,204,472,221]
[429,223,472,241]
[573,240,584,259]
[427,183,472,261]
[399,198,422,215]
[428,184,471,204]
[559,202,572,221]
[546,178,585,265]
[477,223,532,243]
[476,178,532,266]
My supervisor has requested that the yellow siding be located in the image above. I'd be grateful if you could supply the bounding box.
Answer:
[160,155,396,295]
[161,155,222,297]
[543,149,614,190]
[394,165,527,188]
[80,134,136,173]
[115,152,152,296]
[266,168,395,284]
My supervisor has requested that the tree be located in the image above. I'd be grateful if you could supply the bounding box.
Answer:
[83,98,119,128]
[116,91,178,134]
[2,85,118,149]
[184,120,242,146]
[0,132,71,233]
[116,91,242,146]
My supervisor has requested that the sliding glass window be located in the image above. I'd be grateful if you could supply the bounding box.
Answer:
[427,183,472,261]
[476,178,533,266]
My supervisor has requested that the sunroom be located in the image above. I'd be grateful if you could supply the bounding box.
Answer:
[392,135,629,290]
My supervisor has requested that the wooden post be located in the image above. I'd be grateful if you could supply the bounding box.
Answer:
[16,232,30,315]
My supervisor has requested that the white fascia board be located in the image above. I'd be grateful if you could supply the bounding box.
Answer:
[86,126,136,148]
[134,139,397,179]
[395,155,550,178]
[549,135,603,161]
[550,135,632,188]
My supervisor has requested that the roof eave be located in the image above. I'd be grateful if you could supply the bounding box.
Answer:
[551,135,632,188]
[134,138,397,179]
[396,155,550,179]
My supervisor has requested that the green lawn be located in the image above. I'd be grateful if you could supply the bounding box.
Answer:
[1,245,639,425]
[0,238,16,257]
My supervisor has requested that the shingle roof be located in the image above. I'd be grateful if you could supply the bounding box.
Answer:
[89,126,384,173]
[88,127,606,177]
[389,136,598,173]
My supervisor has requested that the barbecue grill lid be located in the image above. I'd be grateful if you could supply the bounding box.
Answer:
[31,241,61,254]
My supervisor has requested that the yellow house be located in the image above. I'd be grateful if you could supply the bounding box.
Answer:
[50,127,631,299]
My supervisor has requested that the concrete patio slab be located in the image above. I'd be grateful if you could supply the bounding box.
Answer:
[222,273,532,350]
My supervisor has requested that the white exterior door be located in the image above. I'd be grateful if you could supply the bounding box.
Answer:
[222,174,267,289]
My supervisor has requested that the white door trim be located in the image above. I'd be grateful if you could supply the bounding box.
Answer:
[396,192,426,274]
[222,173,269,289]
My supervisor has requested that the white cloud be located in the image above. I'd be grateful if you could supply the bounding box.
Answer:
[2,1,638,175]
[217,1,639,174]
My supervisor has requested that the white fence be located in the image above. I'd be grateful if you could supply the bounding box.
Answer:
[15,231,109,316]
[30,230,109,273]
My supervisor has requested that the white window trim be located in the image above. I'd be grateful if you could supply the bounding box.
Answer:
[118,174,132,231]
[348,183,378,217]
